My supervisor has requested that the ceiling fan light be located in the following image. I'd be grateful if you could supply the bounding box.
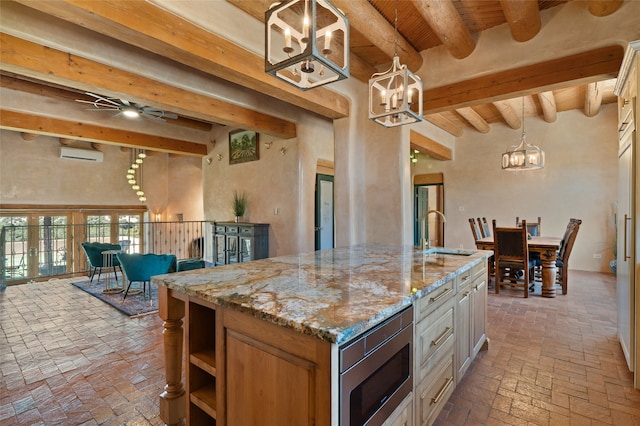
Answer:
[122,106,140,118]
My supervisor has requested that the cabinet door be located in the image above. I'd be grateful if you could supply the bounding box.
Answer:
[239,236,253,262]
[472,277,487,357]
[226,235,238,264]
[455,286,471,381]
[214,234,226,266]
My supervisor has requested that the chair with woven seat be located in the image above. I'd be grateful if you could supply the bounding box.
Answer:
[81,242,123,284]
[117,253,177,303]
[493,220,536,298]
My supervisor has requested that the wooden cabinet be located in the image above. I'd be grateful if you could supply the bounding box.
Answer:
[414,277,455,426]
[222,308,332,426]
[455,261,487,382]
[614,40,639,387]
[212,222,268,266]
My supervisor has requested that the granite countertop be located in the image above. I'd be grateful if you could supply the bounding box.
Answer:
[152,243,492,345]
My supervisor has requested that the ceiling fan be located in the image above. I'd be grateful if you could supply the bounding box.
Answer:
[75,92,178,122]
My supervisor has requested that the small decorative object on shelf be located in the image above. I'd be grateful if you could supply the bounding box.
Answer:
[232,190,248,223]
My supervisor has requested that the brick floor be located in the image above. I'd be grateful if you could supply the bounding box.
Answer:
[0,271,638,425]
[435,270,640,426]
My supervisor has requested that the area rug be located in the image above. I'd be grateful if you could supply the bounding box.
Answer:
[71,278,158,318]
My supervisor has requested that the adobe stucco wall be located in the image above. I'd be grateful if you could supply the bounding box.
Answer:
[0,130,203,222]
[412,105,619,273]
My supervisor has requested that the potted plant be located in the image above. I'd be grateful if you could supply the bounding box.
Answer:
[232,190,248,223]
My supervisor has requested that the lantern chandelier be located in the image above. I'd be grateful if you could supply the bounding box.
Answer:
[126,149,147,202]
[368,0,423,127]
[501,97,545,171]
[265,0,349,90]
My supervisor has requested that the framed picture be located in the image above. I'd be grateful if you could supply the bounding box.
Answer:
[229,129,259,164]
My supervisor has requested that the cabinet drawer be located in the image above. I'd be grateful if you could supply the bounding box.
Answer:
[416,353,455,426]
[416,279,454,322]
[416,300,454,382]
[226,226,239,234]
[239,226,254,236]
[215,226,226,234]
[456,261,485,290]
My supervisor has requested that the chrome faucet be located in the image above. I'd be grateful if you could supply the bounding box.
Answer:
[420,210,446,250]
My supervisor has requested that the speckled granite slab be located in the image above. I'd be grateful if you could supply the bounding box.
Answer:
[153,244,492,345]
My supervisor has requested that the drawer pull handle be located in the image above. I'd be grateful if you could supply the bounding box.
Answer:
[429,287,453,304]
[461,274,470,282]
[431,326,452,347]
[431,376,454,406]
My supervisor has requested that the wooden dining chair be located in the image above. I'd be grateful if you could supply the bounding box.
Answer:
[534,218,582,295]
[492,220,536,298]
[478,217,491,238]
[516,216,541,236]
[469,218,482,242]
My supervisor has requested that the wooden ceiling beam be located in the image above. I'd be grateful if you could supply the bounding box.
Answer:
[13,0,349,120]
[0,33,296,139]
[492,100,521,129]
[0,109,208,156]
[227,0,378,82]
[424,45,624,114]
[585,81,604,117]
[538,91,557,122]
[424,114,463,137]
[588,0,624,17]
[456,107,490,133]
[330,0,423,72]
[499,0,541,42]
[1,74,214,132]
[410,130,452,161]
[20,132,38,141]
[413,0,475,59]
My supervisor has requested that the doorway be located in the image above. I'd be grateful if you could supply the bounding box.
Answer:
[315,174,334,250]
[414,173,444,247]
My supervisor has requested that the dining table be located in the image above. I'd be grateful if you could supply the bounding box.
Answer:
[476,235,562,298]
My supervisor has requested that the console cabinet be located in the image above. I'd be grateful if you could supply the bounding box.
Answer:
[212,222,268,266]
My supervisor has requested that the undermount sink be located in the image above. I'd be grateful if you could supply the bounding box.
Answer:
[421,247,474,256]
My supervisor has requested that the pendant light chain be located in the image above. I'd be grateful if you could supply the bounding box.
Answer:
[393,0,398,58]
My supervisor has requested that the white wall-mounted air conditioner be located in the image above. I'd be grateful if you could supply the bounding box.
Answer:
[59,147,104,162]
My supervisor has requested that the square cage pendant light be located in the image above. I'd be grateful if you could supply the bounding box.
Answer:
[369,56,423,127]
[265,0,349,90]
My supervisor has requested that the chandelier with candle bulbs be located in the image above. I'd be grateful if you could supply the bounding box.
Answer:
[368,0,423,127]
[265,0,349,90]
[501,97,545,171]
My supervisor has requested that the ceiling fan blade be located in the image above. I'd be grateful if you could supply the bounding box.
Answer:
[141,106,178,120]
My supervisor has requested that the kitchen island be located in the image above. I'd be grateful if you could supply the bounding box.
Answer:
[153,243,492,426]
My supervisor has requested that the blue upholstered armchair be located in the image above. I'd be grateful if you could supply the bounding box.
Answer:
[116,253,177,303]
[81,242,123,284]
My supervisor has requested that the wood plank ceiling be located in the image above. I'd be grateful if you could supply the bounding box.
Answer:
[0,0,625,155]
